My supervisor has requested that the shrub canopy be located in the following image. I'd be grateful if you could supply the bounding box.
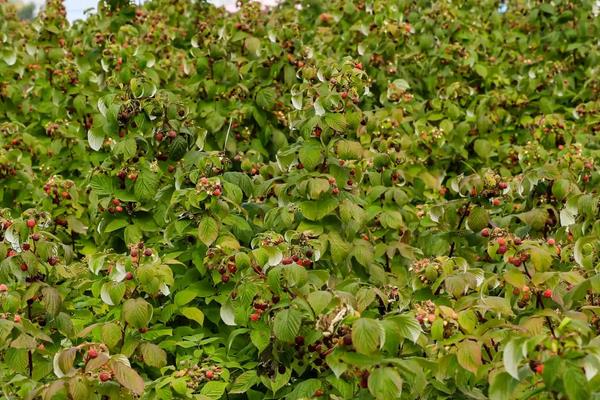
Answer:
[0,0,599,399]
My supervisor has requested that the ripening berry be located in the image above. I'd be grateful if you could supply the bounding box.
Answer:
[221,274,230,283]
[88,348,98,359]
[498,182,508,189]
[497,245,507,255]
[492,198,501,206]
[497,237,506,246]
[547,238,555,246]
[295,336,305,346]
[112,199,120,206]
[543,289,552,298]
[144,248,152,257]
[354,62,363,70]
[14,315,21,323]
[0,284,8,292]
[26,218,36,229]
[7,249,16,257]
[20,263,28,272]
[481,228,490,237]
[32,233,41,241]
[205,370,214,379]
[535,364,544,374]
[332,187,340,195]
[213,188,222,197]
[130,248,138,257]
[99,372,111,382]
[155,132,164,142]
[282,257,293,265]
[115,206,124,213]
[250,313,260,321]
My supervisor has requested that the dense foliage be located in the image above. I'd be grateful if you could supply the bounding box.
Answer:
[0,0,599,398]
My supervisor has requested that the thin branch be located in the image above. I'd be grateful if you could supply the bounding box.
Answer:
[449,201,470,257]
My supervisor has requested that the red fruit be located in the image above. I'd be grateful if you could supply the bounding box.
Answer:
[341,92,348,99]
[512,287,520,295]
[332,187,340,195]
[292,255,300,262]
[547,238,555,246]
[510,257,522,267]
[250,313,260,321]
[543,289,552,298]
[355,62,363,70]
[481,228,490,237]
[221,274,230,283]
[297,162,304,170]
[314,389,324,397]
[0,284,8,292]
[88,348,98,359]
[213,189,222,197]
[282,257,293,265]
[359,376,368,388]
[205,370,214,379]
[498,182,508,189]
[26,218,36,229]
[522,286,530,293]
[20,263,28,272]
[2,220,12,230]
[115,206,124,213]
[168,130,177,139]
[497,245,507,255]
[7,249,17,257]
[128,173,138,181]
[48,256,59,266]
[144,248,152,257]
[535,364,544,374]
[99,372,111,382]
[32,233,41,241]
[492,198,501,206]
[155,132,164,142]
[168,165,175,173]
[61,191,71,199]
[343,334,353,346]
[295,336,305,346]
[138,327,148,333]
[328,177,336,185]
[13,315,21,323]
[112,199,121,206]
[228,263,237,273]
[125,272,134,280]
[130,248,139,257]
[514,237,522,245]
[497,237,506,246]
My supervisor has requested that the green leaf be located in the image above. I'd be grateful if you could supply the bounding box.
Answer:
[198,216,219,246]
[180,307,204,325]
[139,342,167,368]
[298,140,323,171]
[256,87,277,110]
[489,372,518,400]
[273,309,303,342]
[368,367,403,399]
[456,340,482,374]
[563,367,590,400]
[352,318,384,355]
[101,322,122,350]
[122,298,153,329]
[200,381,228,399]
[503,339,524,379]
[134,168,159,202]
[299,197,338,221]
[109,357,145,395]
[229,371,258,394]
[324,113,347,132]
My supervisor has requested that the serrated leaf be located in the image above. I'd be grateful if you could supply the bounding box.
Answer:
[352,318,384,355]
[198,216,219,246]
[273,309,302,342]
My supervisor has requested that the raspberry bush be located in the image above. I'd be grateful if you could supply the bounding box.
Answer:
[0,0,599,399]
